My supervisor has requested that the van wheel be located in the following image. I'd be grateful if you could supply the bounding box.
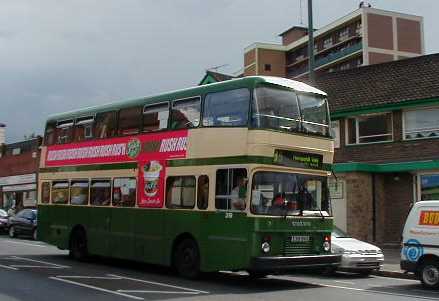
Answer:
[174,238,200,279]
[69,228,88,261]
[420,259,439,289]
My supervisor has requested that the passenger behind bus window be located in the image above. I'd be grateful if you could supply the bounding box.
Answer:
[90,180,111,206]
[231,176,247,210]
[113,178,136,207]
[197,175,209,210]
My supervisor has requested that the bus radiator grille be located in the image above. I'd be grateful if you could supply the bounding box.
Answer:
[283,236,314,256]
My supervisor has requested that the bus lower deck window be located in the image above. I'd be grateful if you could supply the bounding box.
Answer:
[113,178,136,207]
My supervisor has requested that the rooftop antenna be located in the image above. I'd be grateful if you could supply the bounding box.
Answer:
[206,64,229,72]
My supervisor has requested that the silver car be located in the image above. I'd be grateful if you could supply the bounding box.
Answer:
[331,227,384,275]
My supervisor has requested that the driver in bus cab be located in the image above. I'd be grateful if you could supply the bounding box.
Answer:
[231,177,247,210]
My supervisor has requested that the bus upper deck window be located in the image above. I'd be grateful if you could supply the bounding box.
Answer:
[44,122,56,146]
[118,107,142,136]
[171,97,200,129]
[95,111,117,139]
[74,116,94,142]
[143,102,169,132]
[56,120,74,144]
[203,89,249,127]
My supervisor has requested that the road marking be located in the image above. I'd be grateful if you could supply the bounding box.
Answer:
[108,273,209,294]
[117,290,200,295]
[55,276,123,280]
[0,264,18,271]
[6,256,69,269]
[2,240,47,248]
[309,281,439,300]
[373,275,418,282]
[49,276,144,300]
[10,265,65,269]
[334,280,355,285]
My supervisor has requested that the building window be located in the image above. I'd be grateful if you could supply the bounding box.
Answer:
[203,88,250,127]
[143,102,169,132]
[404,108,439,140]
[331,120,340,148]
[338,27,349,42]
[346,113,393,144]
[197,175,209,210]
[166,176,196,209]
[112,178,136,207]
[264,64,271,71]
[323,36,333,49]
[171,97,201,129]
[355,22,362,35]
[215,168,247,211]
[420,174,439,201]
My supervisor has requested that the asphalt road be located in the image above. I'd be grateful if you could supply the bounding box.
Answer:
[0,235,437,301]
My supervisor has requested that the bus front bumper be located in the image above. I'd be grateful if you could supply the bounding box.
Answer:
[250,254,341,271]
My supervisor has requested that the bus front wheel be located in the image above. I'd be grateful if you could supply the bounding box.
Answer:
[69,228,88,261]
[174,238,200,279]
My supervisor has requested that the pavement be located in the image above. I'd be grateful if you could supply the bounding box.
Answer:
[372,247,416,280]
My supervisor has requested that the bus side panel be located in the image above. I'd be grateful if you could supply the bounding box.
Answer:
[47,205,70,249]
[87,207,111,256]
[203,211,250,272]
[110,208,135,260]
[37,205,51,245]
[162,211,204,267]
[132,209,165,265]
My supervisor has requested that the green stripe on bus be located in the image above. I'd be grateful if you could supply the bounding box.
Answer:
[40,156,331,172]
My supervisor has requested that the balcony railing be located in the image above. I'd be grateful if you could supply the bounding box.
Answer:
[315,42,362,68]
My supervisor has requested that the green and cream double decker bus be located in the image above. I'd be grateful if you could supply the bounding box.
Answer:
[38,76,340,278]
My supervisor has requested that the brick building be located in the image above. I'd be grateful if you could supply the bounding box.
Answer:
[315,53,439,244]
[0,137,41,212]
[244,6,424,79]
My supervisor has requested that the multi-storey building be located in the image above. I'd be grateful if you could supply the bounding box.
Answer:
[316,53,439,244]
[244,6,424,79]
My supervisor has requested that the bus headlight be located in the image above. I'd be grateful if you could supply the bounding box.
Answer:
[261,242,271,253]
[323,235,331,252]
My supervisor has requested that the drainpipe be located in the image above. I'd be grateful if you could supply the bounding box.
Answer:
[372,173,376,242]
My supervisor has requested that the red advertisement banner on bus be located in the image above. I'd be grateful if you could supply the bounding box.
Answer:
[45,130,188,167]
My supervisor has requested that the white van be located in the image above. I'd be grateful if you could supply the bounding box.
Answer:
[401,200,439,289]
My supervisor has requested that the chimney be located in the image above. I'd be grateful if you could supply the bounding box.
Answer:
[0,124,5,145]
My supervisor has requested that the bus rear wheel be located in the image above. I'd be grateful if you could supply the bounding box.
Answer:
[69,228,88,261]
[174,238,200,279]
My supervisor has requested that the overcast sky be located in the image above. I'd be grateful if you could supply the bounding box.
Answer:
[1,0,437,143]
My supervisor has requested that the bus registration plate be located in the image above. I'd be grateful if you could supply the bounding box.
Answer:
[290,235,310,243]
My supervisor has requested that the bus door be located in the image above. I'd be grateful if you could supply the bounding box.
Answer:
[207,168,249,269]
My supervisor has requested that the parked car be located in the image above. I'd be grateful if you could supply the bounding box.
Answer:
[330,226,384,275]
[401,200,439,289]
[0,209,8,233]
[8,208,37,240]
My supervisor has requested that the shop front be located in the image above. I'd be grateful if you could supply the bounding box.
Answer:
[0,173,37,214]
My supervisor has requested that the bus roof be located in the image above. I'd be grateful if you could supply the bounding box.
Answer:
[47,76,326,123]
